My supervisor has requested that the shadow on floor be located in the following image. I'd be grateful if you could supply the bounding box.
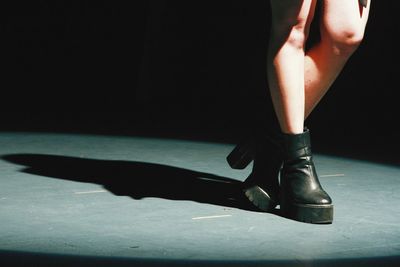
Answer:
[1,153,262,212]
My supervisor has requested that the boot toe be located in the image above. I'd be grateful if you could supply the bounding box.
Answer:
[317,190,332,205]
[292,190,332,205]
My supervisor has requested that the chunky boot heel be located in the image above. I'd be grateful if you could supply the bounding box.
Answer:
[280,128,334,224]
[226,139,255,169]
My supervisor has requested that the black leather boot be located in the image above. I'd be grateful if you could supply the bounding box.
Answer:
[226,126,283,211]
[242,128,283,211]
[280,128,333,224]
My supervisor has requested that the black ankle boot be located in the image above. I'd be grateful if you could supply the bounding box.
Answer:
[242,128,283,211]
[280,128,333,224]
[226,126,283,211]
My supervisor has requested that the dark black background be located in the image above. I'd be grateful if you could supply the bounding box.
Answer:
[1,1,399,158]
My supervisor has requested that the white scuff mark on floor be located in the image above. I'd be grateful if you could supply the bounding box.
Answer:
[74,190,107,194]
[320,174,345,177]
[192,215,232,220]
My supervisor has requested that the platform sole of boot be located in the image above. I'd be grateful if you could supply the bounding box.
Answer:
[281,202,334,224]
[243,186,278,212]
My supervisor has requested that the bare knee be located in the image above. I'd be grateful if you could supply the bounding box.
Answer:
[324,26,365,56]
[271,17,309,50]
[269,0,315,51]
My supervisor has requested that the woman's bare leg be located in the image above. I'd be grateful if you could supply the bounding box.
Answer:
[268,0,317,134]
[267,0,336,224]
[304,0,371,118]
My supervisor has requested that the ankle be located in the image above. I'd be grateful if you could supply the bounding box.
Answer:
[280,123,305,135]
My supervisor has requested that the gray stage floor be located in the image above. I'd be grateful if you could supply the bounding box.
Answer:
[0,132,399,267]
